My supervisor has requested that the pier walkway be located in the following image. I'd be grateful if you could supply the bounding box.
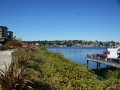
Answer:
[85,57,120,69]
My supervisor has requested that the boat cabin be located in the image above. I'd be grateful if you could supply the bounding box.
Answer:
[107,46,120,59]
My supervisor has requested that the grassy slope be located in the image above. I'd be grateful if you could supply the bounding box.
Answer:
[13,46,120,90]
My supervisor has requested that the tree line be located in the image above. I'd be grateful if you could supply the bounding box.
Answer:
[23,40,120,47]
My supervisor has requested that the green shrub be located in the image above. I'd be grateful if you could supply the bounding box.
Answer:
[27,60,39,71]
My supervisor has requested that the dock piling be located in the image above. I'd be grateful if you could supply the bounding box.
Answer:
[97,62,100,70]
[87,60,89,68]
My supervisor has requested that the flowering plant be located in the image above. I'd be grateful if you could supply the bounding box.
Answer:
[22,43,36,51]
[103,50,110,54]
[100,54,106,59]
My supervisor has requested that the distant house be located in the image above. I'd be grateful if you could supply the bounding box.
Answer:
[35,43,39,46]
[0,26,13,44]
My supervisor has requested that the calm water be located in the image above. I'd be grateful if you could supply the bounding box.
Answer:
[46,47,107,69]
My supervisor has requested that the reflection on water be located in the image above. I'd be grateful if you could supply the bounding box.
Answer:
[46,47,107,69]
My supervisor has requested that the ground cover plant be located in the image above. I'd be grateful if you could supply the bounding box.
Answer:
[1,46,120,90]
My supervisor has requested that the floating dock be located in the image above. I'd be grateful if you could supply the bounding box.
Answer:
[85,57,120,69]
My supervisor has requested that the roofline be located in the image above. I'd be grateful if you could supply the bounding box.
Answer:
[0,26,8,29]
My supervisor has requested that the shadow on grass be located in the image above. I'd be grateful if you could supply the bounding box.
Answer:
[30,81,52,90]
[92,67,120,80]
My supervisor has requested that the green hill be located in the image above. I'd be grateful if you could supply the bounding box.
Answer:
[1,46,120,90]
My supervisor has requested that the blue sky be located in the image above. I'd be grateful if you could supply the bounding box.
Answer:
[0,0,120,42]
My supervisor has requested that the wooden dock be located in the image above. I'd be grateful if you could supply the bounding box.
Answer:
[85,57,120,69]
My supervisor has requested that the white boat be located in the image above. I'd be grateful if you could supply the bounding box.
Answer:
[107,46,120,59]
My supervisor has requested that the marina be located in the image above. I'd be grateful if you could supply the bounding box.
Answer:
[85,46,120,69]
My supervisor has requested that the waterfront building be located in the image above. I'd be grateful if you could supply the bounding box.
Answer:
[0,26,13,44]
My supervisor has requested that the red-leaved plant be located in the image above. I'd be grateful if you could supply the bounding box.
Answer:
[22,43,36,51]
